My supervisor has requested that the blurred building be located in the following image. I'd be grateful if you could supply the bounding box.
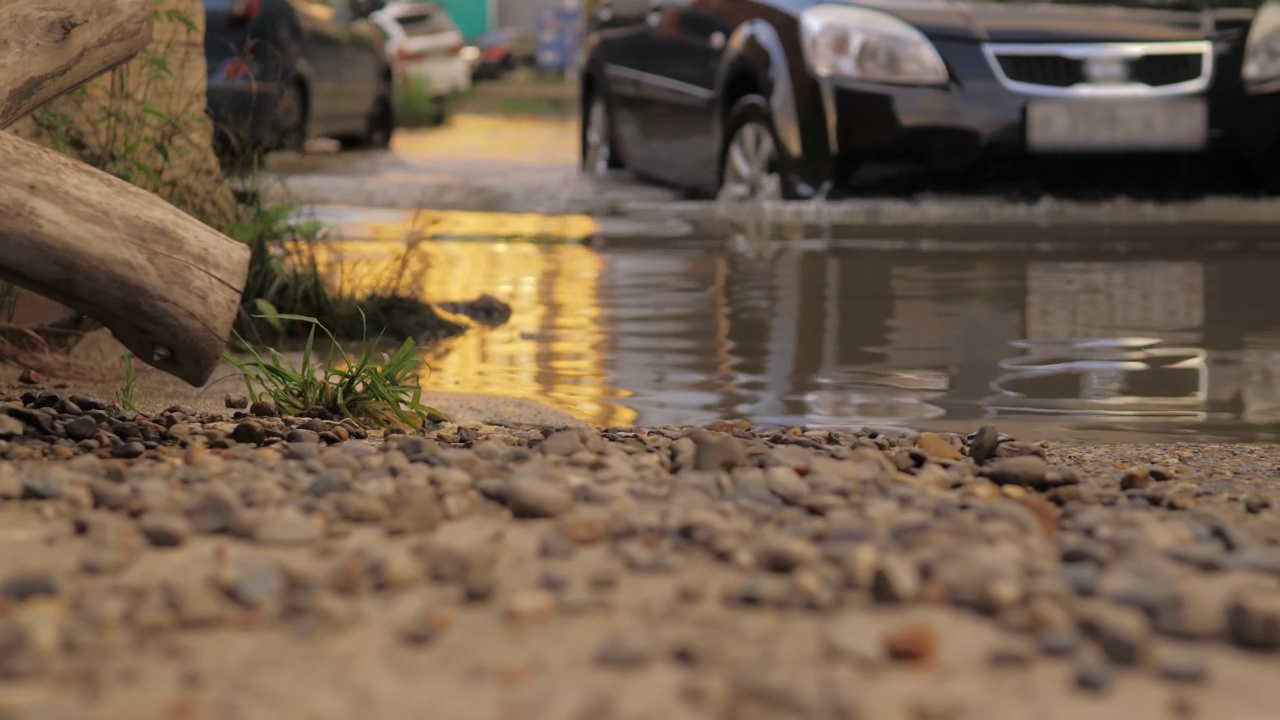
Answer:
[431,0,581,39]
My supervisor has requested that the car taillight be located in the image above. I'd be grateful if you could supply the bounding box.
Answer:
[482,46,505,61]
[228,0,261,27]
[221,58,253,80]
[396,46,427,63]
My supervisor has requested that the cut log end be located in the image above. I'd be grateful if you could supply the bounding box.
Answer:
[0,130,250,388]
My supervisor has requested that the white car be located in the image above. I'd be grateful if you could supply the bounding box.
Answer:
[369,2,472,124]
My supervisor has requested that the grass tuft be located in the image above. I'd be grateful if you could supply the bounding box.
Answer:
[223,311,448,430]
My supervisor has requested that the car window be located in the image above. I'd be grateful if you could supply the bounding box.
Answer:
[394,6,459,38]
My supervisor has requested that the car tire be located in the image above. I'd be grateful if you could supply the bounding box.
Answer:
[428,96,448,127]
[342,95,395,150]
[273,81,307,153]
[718,94,789,202]
[581,89,623,175]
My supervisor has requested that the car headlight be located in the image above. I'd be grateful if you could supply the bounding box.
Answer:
[1243,1,1280,84]
[800,5,949,86]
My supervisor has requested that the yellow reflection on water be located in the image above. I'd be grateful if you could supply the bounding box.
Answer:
[312,211,635,428]
[391,114,580,164]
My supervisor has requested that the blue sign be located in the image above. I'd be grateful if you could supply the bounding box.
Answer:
[535,8,583,72]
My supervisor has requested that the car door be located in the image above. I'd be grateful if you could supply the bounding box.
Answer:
[292,0,349,131]
[638,0,730,190]
[345,0,388,119]
[594,0,665,174]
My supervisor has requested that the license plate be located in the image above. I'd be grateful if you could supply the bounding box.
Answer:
[1025,98,1208,152]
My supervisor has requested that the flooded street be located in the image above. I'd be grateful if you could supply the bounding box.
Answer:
[267,112,1280,442]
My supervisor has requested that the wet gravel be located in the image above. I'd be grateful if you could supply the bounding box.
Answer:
[0,387,1278,718]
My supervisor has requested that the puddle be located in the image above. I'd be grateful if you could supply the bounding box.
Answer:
[308,207,1280,441]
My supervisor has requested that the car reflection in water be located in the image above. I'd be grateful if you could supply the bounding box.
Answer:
[985,262,1209,423]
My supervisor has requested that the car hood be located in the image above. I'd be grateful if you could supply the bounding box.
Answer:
[845,0,1265,42]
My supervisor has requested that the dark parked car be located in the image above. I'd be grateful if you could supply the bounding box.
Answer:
[204,0,396,156]
[580,0,1280,199]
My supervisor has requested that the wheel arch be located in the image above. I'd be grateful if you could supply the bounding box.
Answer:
[714,20,804,163]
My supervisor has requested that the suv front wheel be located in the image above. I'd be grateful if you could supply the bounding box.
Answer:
[718,95,786,202]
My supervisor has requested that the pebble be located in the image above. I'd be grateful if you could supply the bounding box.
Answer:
[595,630,655,667]
[1227,590,1280,650]
[253,511,324,545]
[967,425,1001,464]
[1158,648,1209,684]
[979,456,1049,488]
[872,555,921,603]
[503,476,575,518]
[137,513,192,547]
[1074,645,1113,691]
[917,432,963,461]
[1077,601,1151,666]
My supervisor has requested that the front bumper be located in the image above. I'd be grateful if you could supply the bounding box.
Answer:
[797,40,1280,191]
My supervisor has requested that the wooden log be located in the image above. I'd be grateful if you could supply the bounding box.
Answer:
[0,130,251,387]
[0,0,155,128]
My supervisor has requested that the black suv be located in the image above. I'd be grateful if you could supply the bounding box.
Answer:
[580,0,1280,199]
[205,0,396,156]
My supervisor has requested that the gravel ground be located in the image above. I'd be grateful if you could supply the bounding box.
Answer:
[0,385,1276,719]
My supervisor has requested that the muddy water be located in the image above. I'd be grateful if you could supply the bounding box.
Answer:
[320,223,1280,442]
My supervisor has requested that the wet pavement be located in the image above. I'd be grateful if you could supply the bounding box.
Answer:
[262,113,1280,443]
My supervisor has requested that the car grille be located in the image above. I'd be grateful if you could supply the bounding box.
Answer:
[997,55,1084,87]
[984,42,1212,95]
[995,53,1203,88]
[1130,54,1203,86]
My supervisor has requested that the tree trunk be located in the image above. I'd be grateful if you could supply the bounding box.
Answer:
[0,0,156,129]
[0,130,250,387]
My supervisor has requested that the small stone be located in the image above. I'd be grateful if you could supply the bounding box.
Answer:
[764,466,809,504]
[462,548,500,603]
[989,637,1036,668]
[967,425,1001,464]
[227,557,285,608]
[186,487,241,534]
[62,416,98,442]
[504,477,575,518]
[17,369,43,385]
[872,555,921,603]
[691,430,747,471]
[249,401,279,418]
[504,589,556,623]
[1157,648,1209,684]
[0,415,23,439]
[1228,590,1280,650]
[595,630,655,668]
[167,579,230,628]
[0,572,58,601]
[1120,467,1154,490]
[755,535,818,573]
[1038,628,1081,656]
[826,619,885,667]
[137,513,191,548]
[539,430,583,456]
[386,487,443,534]
[917,432,962,461]
[287,429,321,444]
[230,421,266,446]
[883,623,938,665]
[80,547,131,574]
[224,393,249,409]
[111,441,145,459]
[400,608,454,645]
[335,494,390,523]
[1074,645,1112,692]
[1077,601,1150,666]
[253,511,324,545]
[539,532,576,558]
[979,456,1048,488]
[371,549,422,590]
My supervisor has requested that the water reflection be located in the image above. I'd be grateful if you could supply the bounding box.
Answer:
[316,213,1280,440]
